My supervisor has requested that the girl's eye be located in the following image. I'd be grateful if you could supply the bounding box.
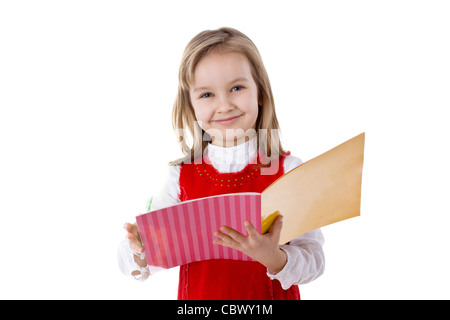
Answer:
[232,86,243,92]
[201,92,212,98]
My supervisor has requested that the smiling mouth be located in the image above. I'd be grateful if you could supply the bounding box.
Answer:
[212,114,243,125]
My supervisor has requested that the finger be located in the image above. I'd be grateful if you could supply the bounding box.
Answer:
[125,222,138,234]
[129,233,144,252]
[125,222,143,244]
[215,230,236,244]
[213,238,234,249]
[130,242,144,254]
[124,222,143,253]
[213,235,240,250]
[244,221,260,237]
[213,232,238,249]
[213,237,227,247]
[125,229,138,242]
[220,225,246,243]
[267,215,284,239]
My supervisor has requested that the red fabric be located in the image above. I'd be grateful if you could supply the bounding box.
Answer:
[177,152,300,300]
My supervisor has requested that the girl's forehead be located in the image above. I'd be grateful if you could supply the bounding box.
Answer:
[197,51,250,71]
[192,51,253,85]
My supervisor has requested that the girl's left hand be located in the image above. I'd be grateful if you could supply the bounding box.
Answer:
[213,215,287,274]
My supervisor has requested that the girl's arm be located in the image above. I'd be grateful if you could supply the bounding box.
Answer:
[267,229,325,289]
[266,155,325,288]
[214,154,326,288]
[117,165,181,280]
[214,216,325,289]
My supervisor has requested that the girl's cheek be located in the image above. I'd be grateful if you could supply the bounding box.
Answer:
[194,109,213,130]
[241,95,259,114]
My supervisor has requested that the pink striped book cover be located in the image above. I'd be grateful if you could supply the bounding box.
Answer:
[136,193,261,269]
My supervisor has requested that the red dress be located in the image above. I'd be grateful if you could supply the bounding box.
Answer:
[177,153,300,300]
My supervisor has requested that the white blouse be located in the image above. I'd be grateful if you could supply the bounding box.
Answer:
[118,138,325,289]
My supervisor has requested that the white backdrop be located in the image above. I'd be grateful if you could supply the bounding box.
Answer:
[1,0,449,299]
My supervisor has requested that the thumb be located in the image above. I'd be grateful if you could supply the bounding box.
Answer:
[268,215,283,239]
[125,222,139,236]
[125,222,143,247]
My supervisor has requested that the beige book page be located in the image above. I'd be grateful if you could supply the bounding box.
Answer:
[261,133,365,245]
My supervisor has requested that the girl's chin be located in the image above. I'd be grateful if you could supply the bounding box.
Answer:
[209,133,255,147]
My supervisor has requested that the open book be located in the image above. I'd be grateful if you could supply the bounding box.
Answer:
[136,133,365,269]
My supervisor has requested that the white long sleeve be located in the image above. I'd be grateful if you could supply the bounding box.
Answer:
[117,165,181,280]
[269,229,325,288]
[266,154,325,288]
[118,138,325,288]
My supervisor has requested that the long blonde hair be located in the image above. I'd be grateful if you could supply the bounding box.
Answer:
[170,27,286,166]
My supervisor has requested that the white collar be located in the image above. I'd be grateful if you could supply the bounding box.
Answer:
[206,137,258,169]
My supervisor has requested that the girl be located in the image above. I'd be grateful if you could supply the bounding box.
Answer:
[118,27,325,300]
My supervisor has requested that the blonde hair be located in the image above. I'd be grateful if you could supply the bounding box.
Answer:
[170,27,286,166]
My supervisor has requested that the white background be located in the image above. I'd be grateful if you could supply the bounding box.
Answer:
[1,0,449,299]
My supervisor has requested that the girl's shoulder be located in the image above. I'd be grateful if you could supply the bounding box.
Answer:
[283,153,303,174]
[168,161,181,172]
[148,164,181,212]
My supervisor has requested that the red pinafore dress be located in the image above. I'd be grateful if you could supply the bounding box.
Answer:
[177,152,300,300]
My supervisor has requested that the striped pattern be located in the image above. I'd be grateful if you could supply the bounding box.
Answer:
[136,193,261,269]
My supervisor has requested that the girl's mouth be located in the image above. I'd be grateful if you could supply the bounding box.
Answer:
[212,114,243,126]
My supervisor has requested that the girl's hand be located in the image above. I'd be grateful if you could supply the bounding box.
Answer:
[213,215,287,274]
[123,222,147,268]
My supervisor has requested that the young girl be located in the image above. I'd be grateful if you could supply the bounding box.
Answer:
[118,27,325,300]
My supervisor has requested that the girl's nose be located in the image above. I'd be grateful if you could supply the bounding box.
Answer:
[216,96,234,113]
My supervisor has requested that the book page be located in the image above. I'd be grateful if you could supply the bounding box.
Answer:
[261,133,365,244]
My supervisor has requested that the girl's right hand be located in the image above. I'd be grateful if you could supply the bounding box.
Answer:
[124,222,147,267]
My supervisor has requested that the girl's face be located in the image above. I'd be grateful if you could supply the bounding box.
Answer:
[189,51,260,147]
